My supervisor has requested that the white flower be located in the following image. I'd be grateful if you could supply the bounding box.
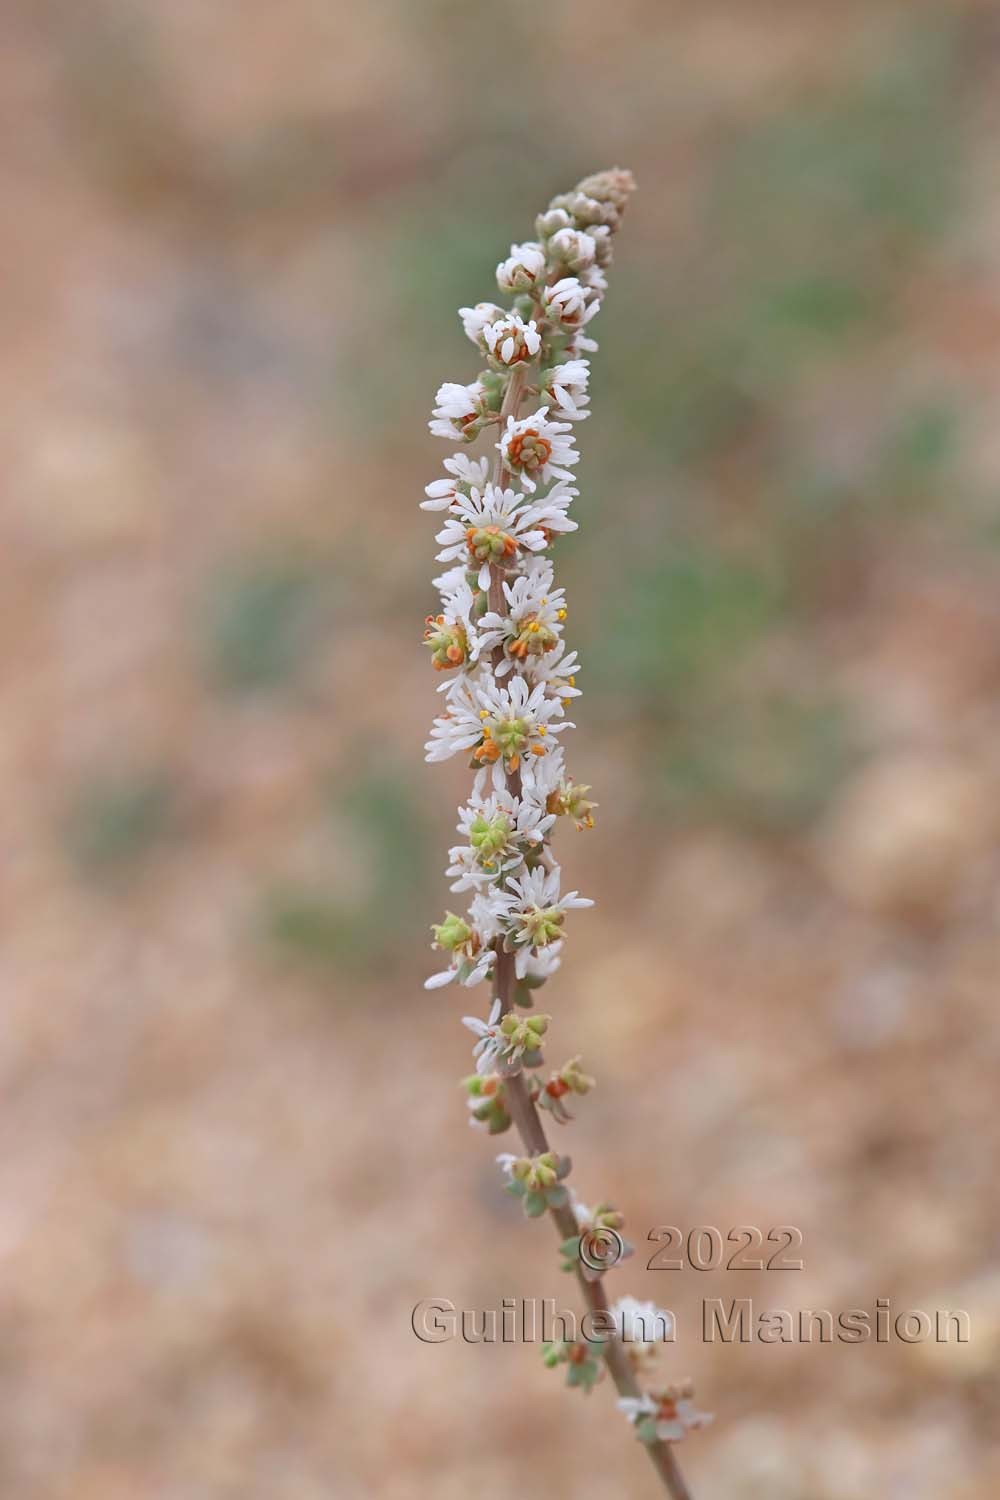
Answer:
[580,263,608,296]
[548,226,597,272]
[429,380,487,442]
[477,564,568,673]
[424,575,478,679]
[496,241,546,293]
[459,302,505,346]
[520,940,563,982]
[434,484,549,589]
[425,894,501,991]
[542,359,590,421]
[446,787,555,890]
[569,328,599,355]
[463,996,544,1076]
[536,206,573,240]
[524,641,581,699]
[425,946,494,991]
[618,1389,713,1443]
[422,453,491,511]
[618,1396,655,1415]
[463,998,508,1073]
[499,865,593,977]
[431,562,472,597]
[473,675,572,787]
[610,1296,674,1348]
[425,677,489,763]
[495,1151,520,1179]
[542,277,600,332]
[619,1395,657,1424]
[526,740,567,796]
[497,406,579,493]
[590,223,614,267]
[520,481,579,543]
[483,313,542,367]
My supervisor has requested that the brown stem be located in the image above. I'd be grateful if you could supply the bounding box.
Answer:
[499,1018,693,1500]
[484,364,693,1500]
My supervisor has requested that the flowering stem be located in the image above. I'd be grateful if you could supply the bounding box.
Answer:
[423,169,705,1496]
[486,371,692,1500]
[493,953,693,1498]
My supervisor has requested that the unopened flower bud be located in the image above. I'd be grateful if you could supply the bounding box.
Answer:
[546,777,598,831]
[423,613,469,672]
[459,301,506,348]
[432,911,472,952]
[548,227,598,273]
[592,224,614,268]
[560,190,616,228]
[536,207,573,240]
[497,242,546,294]
[574,166,637,213]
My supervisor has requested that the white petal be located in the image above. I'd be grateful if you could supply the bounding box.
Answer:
[656,1420,686,1443]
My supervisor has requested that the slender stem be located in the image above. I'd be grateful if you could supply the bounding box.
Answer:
[492,362,527,489]
[484,363,693,1500]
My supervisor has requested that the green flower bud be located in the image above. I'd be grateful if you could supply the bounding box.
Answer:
[423,613,468,672]
[546,778,597,830]
[479,369,508,410]
[432,912,472,952]
[522,905,565,946]
[469,811,511,860]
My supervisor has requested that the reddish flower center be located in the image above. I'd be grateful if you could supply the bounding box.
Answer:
[508,429,553,471]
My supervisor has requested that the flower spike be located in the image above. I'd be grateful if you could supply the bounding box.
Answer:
[420,169,707,1498]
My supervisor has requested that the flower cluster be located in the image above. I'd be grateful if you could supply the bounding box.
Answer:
[542,1334,606,1393]
[497,1149,572,1217]
[619,1383,714,1445]
[422,178,634,989]
[559,1198,635,1280]
[462,998,551,1076]
[420,169,709,1484]
[540,1295,674,1395]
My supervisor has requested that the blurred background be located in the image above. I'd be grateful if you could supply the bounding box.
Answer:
[3,1,999,1495]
